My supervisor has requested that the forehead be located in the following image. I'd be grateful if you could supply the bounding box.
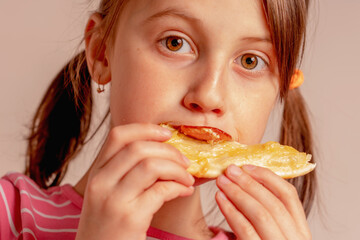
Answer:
[124,0,271,42]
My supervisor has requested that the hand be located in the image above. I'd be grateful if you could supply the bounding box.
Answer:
[75,123,195,240]
[215,165,311,240]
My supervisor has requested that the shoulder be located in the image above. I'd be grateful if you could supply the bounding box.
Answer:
[0,172,82,239]
[1,172,83,211]
[0,172,32,239]
[0,172,27,208]
[0,172,52,203]
[1,172,37,191]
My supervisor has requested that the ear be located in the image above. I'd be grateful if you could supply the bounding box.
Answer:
[84,13,111,85]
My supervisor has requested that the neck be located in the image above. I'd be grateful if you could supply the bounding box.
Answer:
[150,187,214,240]
[74,173,213,240]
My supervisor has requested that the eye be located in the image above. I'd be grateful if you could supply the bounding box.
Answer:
[161,36,192,54]
[236,53,267,71]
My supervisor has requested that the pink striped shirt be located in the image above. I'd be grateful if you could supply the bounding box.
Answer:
[0,172,235,240]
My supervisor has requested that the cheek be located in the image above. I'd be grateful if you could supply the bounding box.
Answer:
[231,79,278,144]
[245,98,276,143]
[108,46,181,125]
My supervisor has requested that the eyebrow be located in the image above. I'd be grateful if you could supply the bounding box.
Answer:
[143,7,273,46]
[241,37,273,45]
[143,7,201,25]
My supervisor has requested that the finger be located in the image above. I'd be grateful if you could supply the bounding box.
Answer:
[241,165,310,237]
[136,181,194,216]
[216,175,285,239]
[94,141,190,189]
[115,158,194,200]
[225,165,300,238]
[215,191,261,240]
[94,123,173,168]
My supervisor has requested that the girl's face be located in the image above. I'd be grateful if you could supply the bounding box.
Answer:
[107,0,279,145]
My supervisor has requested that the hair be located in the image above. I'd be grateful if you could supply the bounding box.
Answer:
[25,0,317,217]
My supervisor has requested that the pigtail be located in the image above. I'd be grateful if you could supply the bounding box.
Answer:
[280,88,317,217]
[24,0,126,189]
[25,51,93,189]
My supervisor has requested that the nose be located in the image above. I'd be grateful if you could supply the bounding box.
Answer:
[183,61,226,116]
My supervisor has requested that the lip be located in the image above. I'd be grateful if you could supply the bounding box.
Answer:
[163,121,233,141]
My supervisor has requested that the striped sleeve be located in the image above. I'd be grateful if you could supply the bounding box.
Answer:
[1,172,234,240]
[0,173,82,240]
[0,178,22,240]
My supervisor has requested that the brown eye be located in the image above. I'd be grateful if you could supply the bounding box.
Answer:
[166,37,183,51]
[241,54,258,70]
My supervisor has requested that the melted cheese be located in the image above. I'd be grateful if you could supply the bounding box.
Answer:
[164,126,315,179]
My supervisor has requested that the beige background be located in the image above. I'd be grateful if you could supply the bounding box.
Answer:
[1,0,359,239]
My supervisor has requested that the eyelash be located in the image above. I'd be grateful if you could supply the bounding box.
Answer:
[234,54,269,73]
[160,36,193,53]
[158,34,269,73]
[158,34,195,57]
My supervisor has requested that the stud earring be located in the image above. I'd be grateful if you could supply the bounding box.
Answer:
[97,83,105,93]
[96,74,105,93]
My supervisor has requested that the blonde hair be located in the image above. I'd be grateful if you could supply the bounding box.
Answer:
[26,0,316,217]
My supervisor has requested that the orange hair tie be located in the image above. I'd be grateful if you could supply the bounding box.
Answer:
[289,69,304,90]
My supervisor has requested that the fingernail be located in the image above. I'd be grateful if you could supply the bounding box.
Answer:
[180,186,194,197]
[242,165,256,171]
[228,164,242,176]
[159,128,172,137]
[182,155,190,165]
[187,172,195,183]
[219,175,232,185]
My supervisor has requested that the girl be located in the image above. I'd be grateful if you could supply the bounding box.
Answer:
[0,0,316,239]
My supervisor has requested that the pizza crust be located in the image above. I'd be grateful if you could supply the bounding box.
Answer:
[162,124,315,179]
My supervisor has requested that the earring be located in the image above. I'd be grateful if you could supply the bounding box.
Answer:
[96,74,105,93]
[97,83,105,93]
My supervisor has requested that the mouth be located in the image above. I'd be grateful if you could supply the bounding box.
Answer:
[162,123,233,143]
